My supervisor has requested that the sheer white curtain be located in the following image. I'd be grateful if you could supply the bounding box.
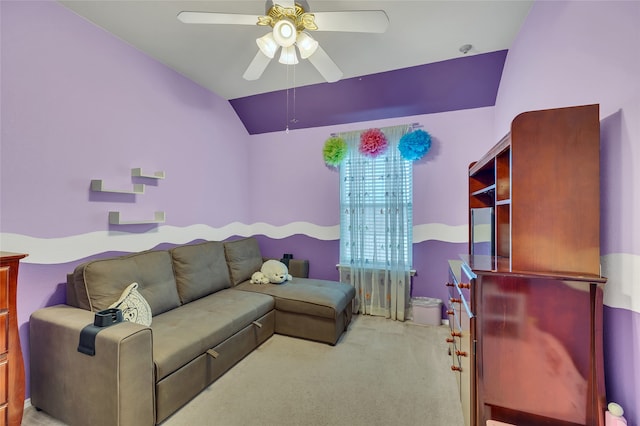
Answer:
[339,125,412,320]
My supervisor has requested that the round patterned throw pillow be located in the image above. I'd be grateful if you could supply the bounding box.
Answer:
[108,282,152,326]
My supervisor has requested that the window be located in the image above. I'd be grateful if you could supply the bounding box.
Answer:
[338,126,413,269]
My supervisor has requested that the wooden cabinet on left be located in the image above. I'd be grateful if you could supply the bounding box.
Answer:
[0,252,27,426]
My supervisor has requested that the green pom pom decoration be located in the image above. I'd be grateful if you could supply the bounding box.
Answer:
[323,136,348,167]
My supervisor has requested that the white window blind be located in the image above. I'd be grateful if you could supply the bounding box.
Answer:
[339,131,413,268]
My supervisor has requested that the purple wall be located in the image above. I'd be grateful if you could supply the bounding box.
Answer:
[1,1,251,238]
[247,106,495,227]
[246,106,496,307]
[494,1,640,423]
[1,1,251,398]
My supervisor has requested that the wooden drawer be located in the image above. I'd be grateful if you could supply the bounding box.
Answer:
[447,260,474,426]
[0,357,7,405]
[446,262,466,368]
[458,306,472,426]
[0,314,7,355]
[0,268,7,311]
[0,404,7,426]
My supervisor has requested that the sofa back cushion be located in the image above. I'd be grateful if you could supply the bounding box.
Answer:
[223,237,263,286]
[72,250,181,315]
[170,241,232,304]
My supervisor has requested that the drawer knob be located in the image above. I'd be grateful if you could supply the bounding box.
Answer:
[450,297,462,304]
[451,331,462,337]
[458,283,471,289]
[451,365,462,372]
[456,350,468,357]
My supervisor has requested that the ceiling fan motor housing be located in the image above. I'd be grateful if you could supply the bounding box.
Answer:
[264,1,310,18]
[259,2,318,34]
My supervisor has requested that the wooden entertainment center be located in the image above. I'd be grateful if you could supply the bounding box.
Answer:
[446,104,607,426]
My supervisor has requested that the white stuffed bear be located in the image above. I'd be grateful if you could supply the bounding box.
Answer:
[250,259,292,284]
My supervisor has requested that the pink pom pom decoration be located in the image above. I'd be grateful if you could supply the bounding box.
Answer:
[359,128,388,158]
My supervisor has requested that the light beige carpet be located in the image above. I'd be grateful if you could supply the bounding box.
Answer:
[23,315,465,426]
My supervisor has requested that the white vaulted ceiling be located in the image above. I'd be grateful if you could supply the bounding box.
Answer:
[58,1,533,100]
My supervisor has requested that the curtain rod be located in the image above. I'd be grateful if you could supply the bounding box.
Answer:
[330,122,422,138]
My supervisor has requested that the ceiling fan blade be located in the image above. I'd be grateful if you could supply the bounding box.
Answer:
[177,11,259,26]
[307,46,343,83]
[243,50,273,81]
[312,11,389,33]
[275,0,295,9]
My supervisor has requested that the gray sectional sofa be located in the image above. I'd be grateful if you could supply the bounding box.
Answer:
[29,237,355,425]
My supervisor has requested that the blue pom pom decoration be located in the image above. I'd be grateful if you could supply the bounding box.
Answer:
[398,129,432,161]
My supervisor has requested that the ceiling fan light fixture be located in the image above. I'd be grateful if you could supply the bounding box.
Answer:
[278,45,299,65]
[273,19,297,47]
[256,32,279,59]
[296,32,318,59]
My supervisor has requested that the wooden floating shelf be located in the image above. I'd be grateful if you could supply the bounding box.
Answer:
[91,180,145,194]
[108,211,165,225]
[131,168,165,179]
[471,184,496,197]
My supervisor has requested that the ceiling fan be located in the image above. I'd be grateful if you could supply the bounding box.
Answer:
[177,1,389,83]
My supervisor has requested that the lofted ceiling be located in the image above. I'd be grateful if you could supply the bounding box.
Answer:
[58,1,533,133]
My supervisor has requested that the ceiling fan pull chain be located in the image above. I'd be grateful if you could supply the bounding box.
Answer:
[285,62,290,133]
[292,63,297,125]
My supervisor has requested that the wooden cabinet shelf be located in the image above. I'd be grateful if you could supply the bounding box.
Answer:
[468,134,510,176]
[461,104,606,426]
[470,184,495,197]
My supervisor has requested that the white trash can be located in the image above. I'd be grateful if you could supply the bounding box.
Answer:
[410,297,442,326]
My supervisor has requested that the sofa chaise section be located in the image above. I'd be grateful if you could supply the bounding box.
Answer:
[224,237,355,345]
[235,278,354,345]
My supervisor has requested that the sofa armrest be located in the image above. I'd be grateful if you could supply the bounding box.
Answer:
[30,305,155,426]
[287,259,309,279]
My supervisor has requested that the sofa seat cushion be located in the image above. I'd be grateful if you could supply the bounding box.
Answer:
[151,289,274,381]
[235,278,355,319]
